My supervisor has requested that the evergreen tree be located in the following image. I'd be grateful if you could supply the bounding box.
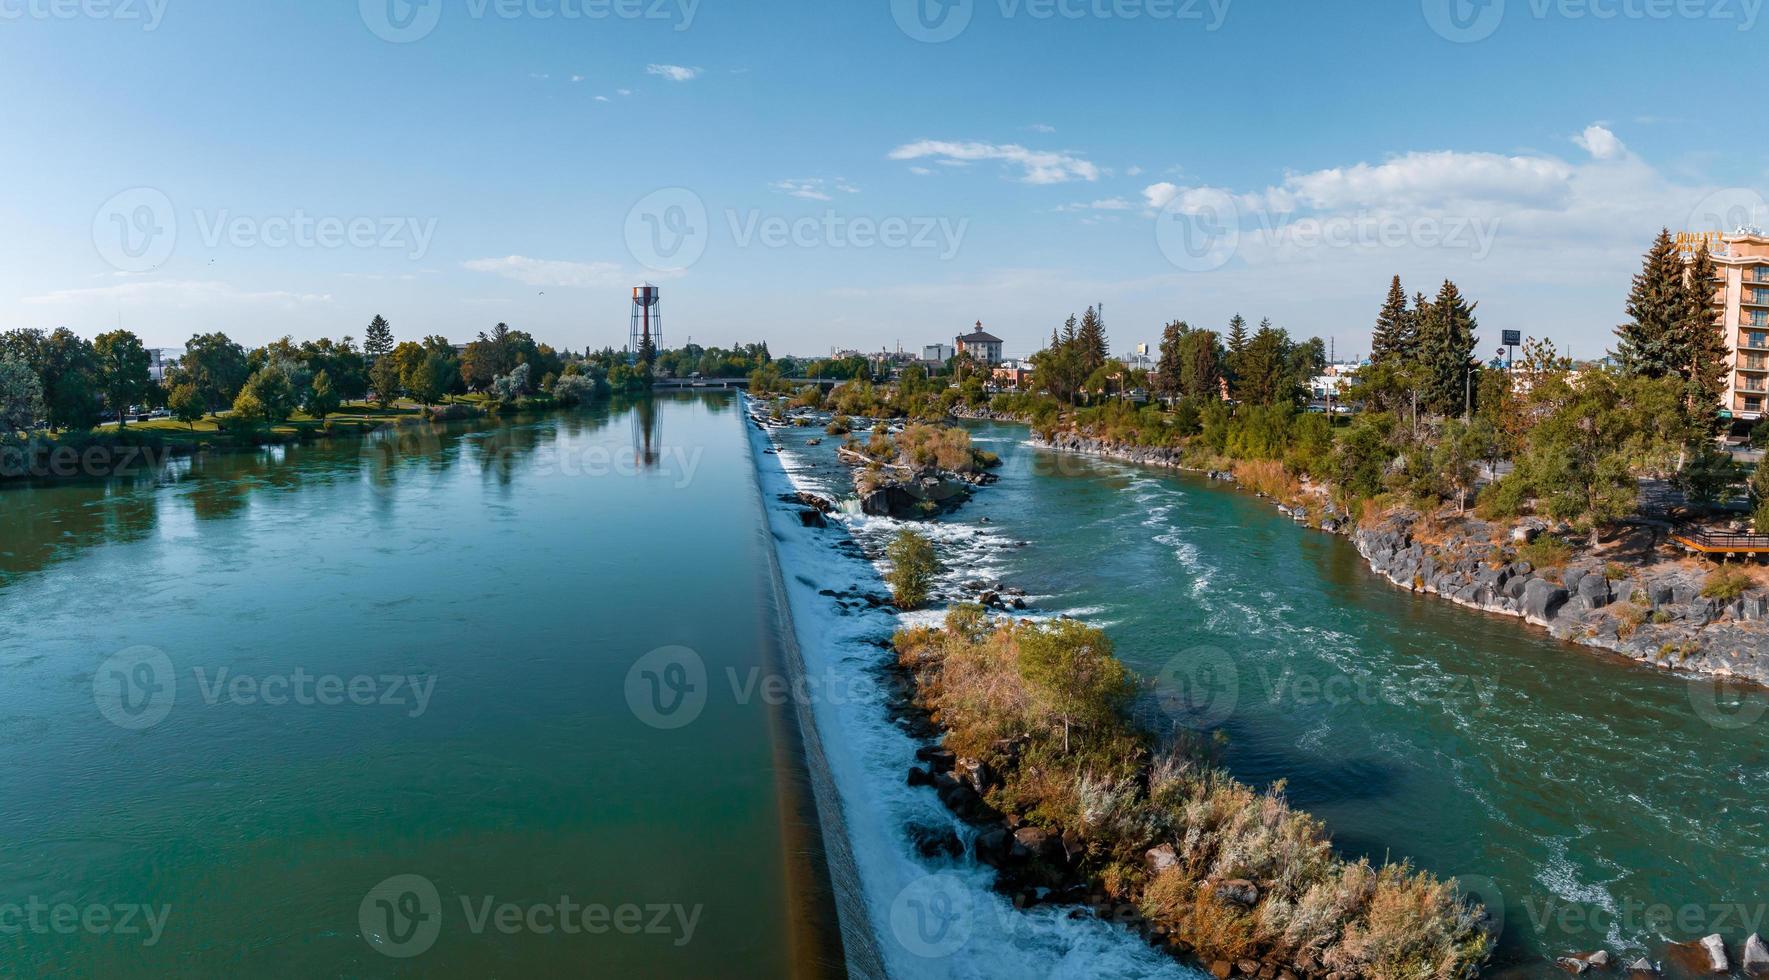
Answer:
[1226,314,1248,355]
[1371,275,1414,364]
[1076,306,1108,377]
[1615,229,1684,379]
[1415,280,1479,416]
[1154,320,1190,400]
[1676,243,1727,431]
[364,315,395,362]
[1179,329,1224,402]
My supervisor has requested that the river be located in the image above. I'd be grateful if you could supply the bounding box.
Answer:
[757,410,1769,977]
[0,395,828,977]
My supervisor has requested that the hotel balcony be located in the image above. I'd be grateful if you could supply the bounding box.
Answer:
[1740,360,1769,372]
[1743,293,1769,308]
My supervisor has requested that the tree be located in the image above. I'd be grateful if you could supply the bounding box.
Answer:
[1178,329,1223,403]
[1226,314,1249,357]
[1616,230,1685,380]
[1435,418,1498,513]
[0,358,44,441]
[1236,323,1294,406]
[307,370,342,421]
[1415,280,1478,416]
[1075,306,1109,378]
[177,332,250,413]
[167,383,205,429]
[1675,243,1727,433]
[233,364,299,426]
[92,330,152,429]
[1154,320,1190,401]
[886,528,940,610]
[1676,438,1741,513]
[1016,620,1135,753]
[369,355,403,408]
[364,315,395,362]
[1370,275,1415,364]
[404,351,456,408]
[40,328,101,432]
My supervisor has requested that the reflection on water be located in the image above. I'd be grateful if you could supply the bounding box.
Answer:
[0,399,690,590]
[0,392,797,977]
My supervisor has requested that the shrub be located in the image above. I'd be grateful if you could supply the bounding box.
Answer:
[885,529,939,610]
[826,415,851,436]
[1517,536,1571,572]
[1700,566,1752,601]
[1473,475,1527,520]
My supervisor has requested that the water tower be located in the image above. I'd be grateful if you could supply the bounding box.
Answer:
[630,284,662,364]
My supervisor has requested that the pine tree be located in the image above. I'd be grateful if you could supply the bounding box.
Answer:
[1371,276,1414,364]
[1677,243,1727,431]
[1154,320,1190,400]
[1415,280,1478,416]
[1616,229,1685,379]
[364,315,395,362]
[1076,307,1108,376]
[1226,314,1248,355]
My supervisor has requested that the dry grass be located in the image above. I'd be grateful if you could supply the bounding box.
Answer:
[1233,459,1301,502]
[896,611,1492,979]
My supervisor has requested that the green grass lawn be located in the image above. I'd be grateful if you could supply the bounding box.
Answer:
[83,401,436,446]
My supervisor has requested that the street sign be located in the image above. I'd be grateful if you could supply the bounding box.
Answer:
[1501,330,1521,347]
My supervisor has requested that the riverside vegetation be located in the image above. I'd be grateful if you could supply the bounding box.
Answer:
[0,319,790,481]
[894,607,1492,980]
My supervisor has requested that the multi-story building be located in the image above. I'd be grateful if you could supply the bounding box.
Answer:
[955,322,1004,365]
[921,343,953,366]
[1703,231,1769,421]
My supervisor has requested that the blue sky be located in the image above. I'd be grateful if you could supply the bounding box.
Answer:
[2,0,1765,361]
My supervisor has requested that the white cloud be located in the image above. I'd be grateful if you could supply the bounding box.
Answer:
[23,280,331,308]
[887,140,1100,185]
[570,74,584,83]
[773,178,860,201]
[463,255,633,289]
[646,64,701,82]
[1029,123,1056,134]
[1142,182,1180,210]
[1057,198,1134,213]
[1127,165,1144,177]
[1575,124,1627,161]
[1280,151,1574,211]
[908,166,934,176]
[595,95,610,102]
[617,88,633,96]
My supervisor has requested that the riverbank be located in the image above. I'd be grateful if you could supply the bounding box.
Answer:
[744,396,1209,979]
[956,408,1769,690]
[744,398,1495,978]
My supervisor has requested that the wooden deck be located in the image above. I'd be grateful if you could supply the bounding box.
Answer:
[1671,524,1769,555]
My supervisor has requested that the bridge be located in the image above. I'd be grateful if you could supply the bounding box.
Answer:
[651,377,844,392]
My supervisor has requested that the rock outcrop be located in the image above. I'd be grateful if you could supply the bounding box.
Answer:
[1356,515,1769,688]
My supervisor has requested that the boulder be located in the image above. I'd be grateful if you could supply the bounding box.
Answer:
[974,827,1011,865]
[1577,574,1611,609]
[1586,950,1611,968]
[1012,826,1062,863]
[797,509,828,528]
[1744,933,1769,975]
[1214,879,1260,907]
[1627,957,1654,974]
[1699,934,1728,973]
[1522,578,1571,622]
[906,823,963,860]
[1144,844,1179,874]
[1557,956,1589,974]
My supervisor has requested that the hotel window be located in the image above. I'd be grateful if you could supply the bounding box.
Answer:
[1756,266,1769,283]
[1752,311,1769,327]
[1750,332,1769,349]
[1749,397,1765,413]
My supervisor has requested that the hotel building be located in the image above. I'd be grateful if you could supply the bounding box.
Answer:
[1702,231,1769,422]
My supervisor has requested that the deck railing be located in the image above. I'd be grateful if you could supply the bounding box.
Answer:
[1672,523,1769,553]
